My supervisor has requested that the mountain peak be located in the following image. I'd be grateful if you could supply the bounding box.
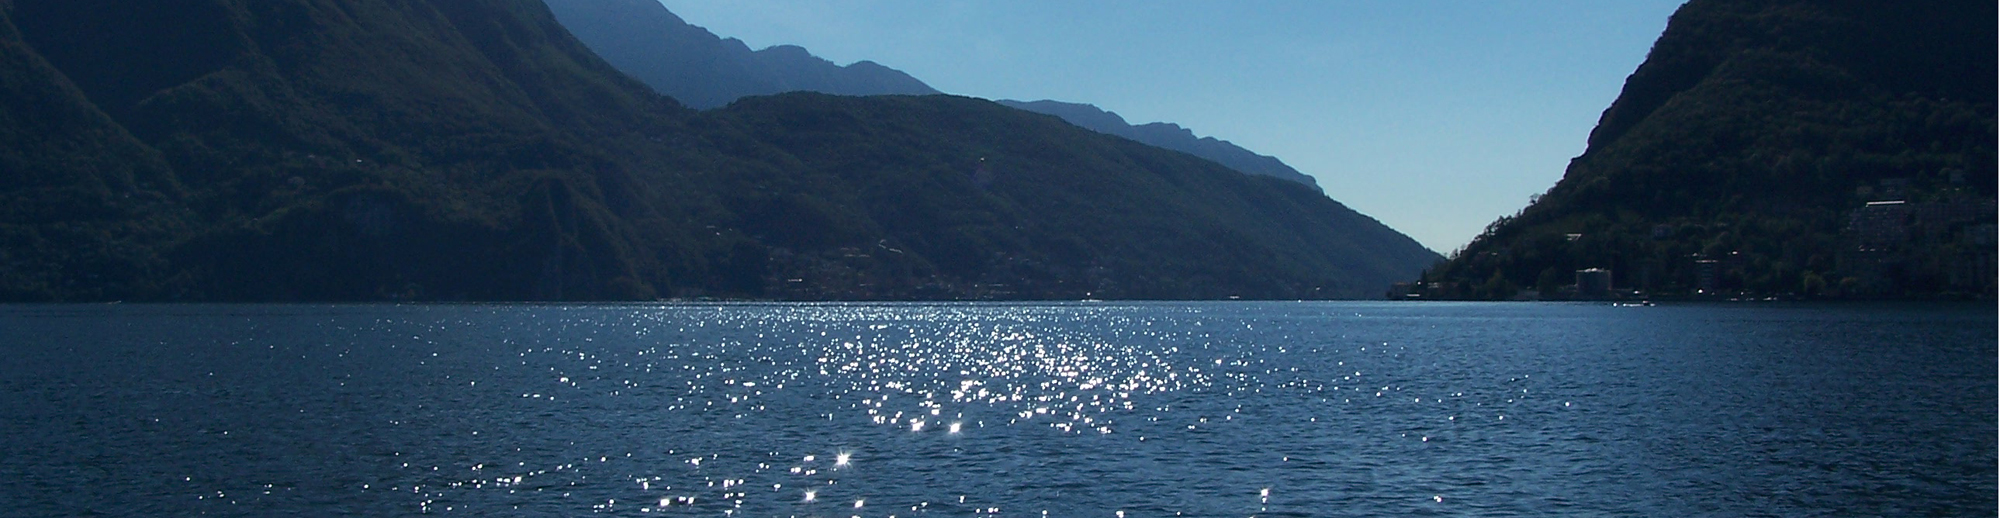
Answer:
[757,44,814,60]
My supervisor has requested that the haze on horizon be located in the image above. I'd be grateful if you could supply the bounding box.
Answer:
[653,0,1689,254]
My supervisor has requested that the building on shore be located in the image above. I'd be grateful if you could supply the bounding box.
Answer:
[1575,268,1613,299]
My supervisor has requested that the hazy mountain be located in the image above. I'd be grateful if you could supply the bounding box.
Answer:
[541,0,937,109]
[1416,0,1995,300]
[998,100,1321,190]
[0,0,1439,302]
[542,1,1322,190]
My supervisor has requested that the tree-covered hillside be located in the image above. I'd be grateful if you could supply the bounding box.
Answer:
[1417,0,1995,300]
[0,0,1438,302]
[716,93,1434,299]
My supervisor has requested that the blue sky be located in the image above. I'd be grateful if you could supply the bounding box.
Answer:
[654,0,1688,254]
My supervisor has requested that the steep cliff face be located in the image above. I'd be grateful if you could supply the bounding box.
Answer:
[0,0,1439,301]
[1420,0,1995,300]
[541,0,937,110]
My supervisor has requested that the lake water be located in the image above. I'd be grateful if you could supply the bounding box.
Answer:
[0,302,1992,517]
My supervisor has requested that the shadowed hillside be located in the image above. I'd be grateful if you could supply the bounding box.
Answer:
[0,0,1439,301]
[716,93,1432,299]
[1416,0,1995,300]
[543,0,1326,192]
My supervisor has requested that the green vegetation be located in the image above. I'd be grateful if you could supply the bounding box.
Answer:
[1417,0,1995,301]
[0,0,1438,302]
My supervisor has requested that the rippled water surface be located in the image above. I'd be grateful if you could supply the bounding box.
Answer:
[1,302,1992,517]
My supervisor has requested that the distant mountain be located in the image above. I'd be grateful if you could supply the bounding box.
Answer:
[997,100,1321,190]
[542,0,937,109]
[543,1,1323,190]
[0,0,1439,301]
[1415,0,1995,300]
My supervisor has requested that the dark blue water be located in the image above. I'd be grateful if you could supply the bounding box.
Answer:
[1,302,1992,517]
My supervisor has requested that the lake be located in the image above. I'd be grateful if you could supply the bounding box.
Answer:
[1,302,1992,517]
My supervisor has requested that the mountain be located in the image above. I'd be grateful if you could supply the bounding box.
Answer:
[997,100,1321,190]
[3,0,721,301]
[1414,0,1995,300]
[541,1,1322,191]
[713,93,1435,299]
[0,0,1439,302]
[0,2,191,300]
[541,0,937,110]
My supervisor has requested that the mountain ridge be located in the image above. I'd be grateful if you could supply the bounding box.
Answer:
[545,0,1325,191]
[541,0,937,110]
[0,0,1440,302]
[996,100,1321,190]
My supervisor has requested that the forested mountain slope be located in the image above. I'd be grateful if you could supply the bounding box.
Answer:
[1417,0,1995,300]
[0,0,1438,301]
[715,93,1433,299]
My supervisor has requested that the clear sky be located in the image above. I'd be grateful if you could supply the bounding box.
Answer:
[654,0,1688,254]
